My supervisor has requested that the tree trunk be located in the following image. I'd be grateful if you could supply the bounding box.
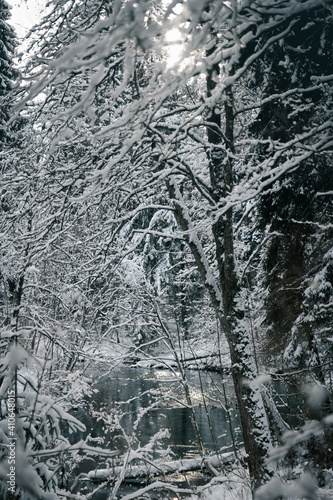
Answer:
[167,173,273,491]
[163,14,274,493]
[206,37,274,490]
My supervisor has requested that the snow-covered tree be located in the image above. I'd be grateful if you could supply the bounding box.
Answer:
[252,5,333,372]
[0,0,18,142]
[3,0,333,496]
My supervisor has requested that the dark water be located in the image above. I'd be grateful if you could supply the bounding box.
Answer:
[72,367,242,459]
[68,366,243,498]
[67,367,302,498]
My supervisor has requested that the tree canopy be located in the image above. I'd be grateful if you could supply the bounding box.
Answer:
[1,0,333,498]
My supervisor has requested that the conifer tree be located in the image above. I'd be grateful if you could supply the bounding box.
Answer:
[252,5,333,371]
[0,0,18,142]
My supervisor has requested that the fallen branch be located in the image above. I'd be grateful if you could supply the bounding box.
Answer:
[86,452,235,482]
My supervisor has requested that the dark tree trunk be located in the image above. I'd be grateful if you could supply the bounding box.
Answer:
[205,37,273,490]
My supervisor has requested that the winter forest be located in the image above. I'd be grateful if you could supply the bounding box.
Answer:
[0,0,333,498]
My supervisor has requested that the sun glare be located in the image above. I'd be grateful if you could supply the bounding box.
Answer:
[165,27,184,68]
[165,28,188,68]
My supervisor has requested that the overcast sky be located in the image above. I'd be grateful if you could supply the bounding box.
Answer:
[9,0,46,40]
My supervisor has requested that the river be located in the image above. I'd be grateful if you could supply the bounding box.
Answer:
[69,366,243,498]
[69,365,300,498]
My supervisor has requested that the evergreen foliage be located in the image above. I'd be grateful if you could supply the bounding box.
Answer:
[1,0,333,498]
[0,0,18,141]
[252,6,333,372]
